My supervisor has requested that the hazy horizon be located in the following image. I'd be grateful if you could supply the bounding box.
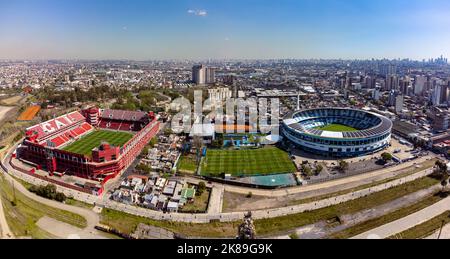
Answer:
[1,0,450,60]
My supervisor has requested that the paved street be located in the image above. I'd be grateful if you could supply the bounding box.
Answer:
[0,161,105,239]
[1,142,437,225]
[352,197,450,239]
[0,188,14,239]
[222,155,435,198]
[271,184,442,239]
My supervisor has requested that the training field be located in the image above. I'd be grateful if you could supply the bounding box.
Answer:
[316,124,357,132]
[200,147,297,177]
[63,130,134,156]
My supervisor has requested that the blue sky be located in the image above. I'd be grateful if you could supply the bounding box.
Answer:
[0,0,449,60]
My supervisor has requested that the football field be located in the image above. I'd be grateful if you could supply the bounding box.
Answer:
[315,123,357,132]
[63,130,134,156]
[200,147,296,177]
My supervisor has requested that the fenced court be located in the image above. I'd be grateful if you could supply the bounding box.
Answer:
[17,105,41,121]
[200,147,296,177]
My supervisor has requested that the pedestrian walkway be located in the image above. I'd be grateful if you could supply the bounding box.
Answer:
[1,142,441,225]
[1,163,104,238]
[352,197,450,239]
[222,156,434,197]
[0,189,14,239]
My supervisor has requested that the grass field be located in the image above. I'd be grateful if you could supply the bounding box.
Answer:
[200,147,296,177]
[316,123,357,132]
[0,175,87,238]
[63,130,133,156]
[99,175,440,238]
[177,154,198,174]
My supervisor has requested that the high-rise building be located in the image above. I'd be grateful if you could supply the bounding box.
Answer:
[192,65,216,85]
[205,67,216,84]
[372,88,381,101]
[192,65,206,85]
[414,76,427,96]
[395,95,404,114]
[380,64,397,77]
[386,75,399,91]
[431,107,449,131]
[431,84,448,106]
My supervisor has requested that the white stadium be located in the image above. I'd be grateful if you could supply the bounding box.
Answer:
[281,108,393,158]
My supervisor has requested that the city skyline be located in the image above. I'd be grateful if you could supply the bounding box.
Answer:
[1,0,450,60]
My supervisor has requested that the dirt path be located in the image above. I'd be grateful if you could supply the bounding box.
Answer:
[0,190,14,239]
[0,106,14,122]
[0,166,105,238]
[36,216,107,239]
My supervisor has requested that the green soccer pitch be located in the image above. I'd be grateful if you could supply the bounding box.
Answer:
[200,147,297,177]
[62,130,134,156]
[315,123,358,132]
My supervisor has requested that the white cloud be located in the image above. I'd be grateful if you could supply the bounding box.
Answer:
[197,10,207,17]
[187,9,207,17]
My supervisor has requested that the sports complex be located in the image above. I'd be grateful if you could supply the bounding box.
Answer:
[282,108,393,158]
[200,147,296,177]
[16,107,160,184]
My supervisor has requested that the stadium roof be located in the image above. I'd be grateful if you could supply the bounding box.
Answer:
[283,108,393,139]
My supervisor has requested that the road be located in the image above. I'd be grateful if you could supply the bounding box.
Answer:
[0,165,105,238]
[0,106,14,122]
[352,196,450,239]
[271,184,442,239]
[1,140,443,228]
[0,186,14,239]
[222,155,435,198]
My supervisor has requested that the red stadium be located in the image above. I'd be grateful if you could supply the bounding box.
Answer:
[16,107,160,185]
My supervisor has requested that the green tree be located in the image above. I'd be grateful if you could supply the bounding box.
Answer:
[434,161,449,193]
[197,182,206,196]
[301,164,312,176]
[381,152,393,163]
[314,164,324,175]
[337,160,349,173]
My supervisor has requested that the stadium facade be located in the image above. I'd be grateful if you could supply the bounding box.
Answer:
[282,108,392,157]
[17,107,160,182]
